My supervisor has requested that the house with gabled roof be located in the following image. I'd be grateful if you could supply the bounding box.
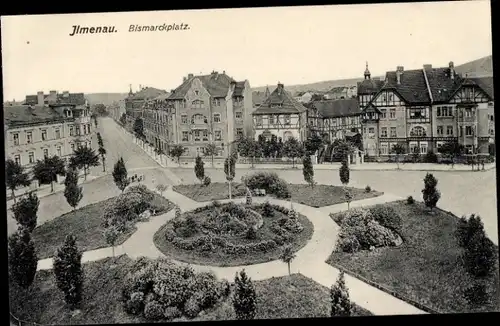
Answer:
[124,86,167,129]
[252,83,308,142]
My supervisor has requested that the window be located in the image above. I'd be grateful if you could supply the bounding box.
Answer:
[389,109,396,119]
[14,155,21,165]
[380,127,387,138]
[196,147,204,156]
[464,108,472,117]
[57,146,62,157]
[410,126,426,137]
[13,133,19,146]
[181,131,189,142]
[41,129,48,141]
[55,129,61,139]
[256,116,263,126]
[236,128,244,138]
[191,114,208,124]
[26,131,33,144]
[235,111,243,119]
[183,147,189,155]
[212,98,221,106]
[446,126,453,136]
[29,152,35,163]
[269,115,275,125]
[213,113,221,123]
[194,130,201,142]
[214,130,222,141]
[192,100,204,109]
[465,126,473,136]
[202,130,209,141]
[380,143,388,155]
[181,114,188,124]
[437,106,453,117]
[194,90,200,96]
[380,109,387,119]
[409,108,426,119]
[76,126,80,136]
[437,126,444,135]
[420,142,428,154]
[283,115,291,125]
[43,148,49,158]
[390,127,397,138]
[368,127,375,138]
[69,126,74,136]
[71,143,75,151]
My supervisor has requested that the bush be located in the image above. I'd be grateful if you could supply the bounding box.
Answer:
[262,201,274,217]
[462,232,496,278]
[424,151,438,163]
[336,232,361,253]
[246,227,257,240]
[243,172,291,199]
[164,306,182,320]
[406,196,415,204]
[463,281,490,307]
[144,300,165,320]
[365,185,371,193]
[456,214,484,248]
[370,205,402,234]
[125,292,145,315]
[184,294,202,318]
[203,176,211,186]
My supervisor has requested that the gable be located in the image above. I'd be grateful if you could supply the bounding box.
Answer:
[186,78,210,101]
[450,84,491,104]
[371,90,405,107]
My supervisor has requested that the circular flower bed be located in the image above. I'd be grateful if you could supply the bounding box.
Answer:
[153,201,314,266]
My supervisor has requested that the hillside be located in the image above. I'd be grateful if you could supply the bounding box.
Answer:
[454,55,493,78]
[85,93,128,106]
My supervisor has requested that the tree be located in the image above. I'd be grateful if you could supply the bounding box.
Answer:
[280,244,296,275]
[64,168,83,210]
[119,113,127,126]
[237,137,261,168]
[422,173,440,211]
[456,214,485,248]
[11,192,40,232]
[133,117,145,139]
[462,231,496,278]
[224,153,237,199]
[233,270,257,320]
[97,132,107,172]
[339,160,350,186]
[246,187,252,205]
[175,205,182,219]
[169,145,185,166]
[204,143,218,167]
[330,271,352,316]
[391,143,406,169]
[105,226,120,260]
[8,227,38,289]
[439,141,465,168]
[69,146,100,180]
[283,137,304,168]
[6,159,31,203]
[194,155,205,184]
[32,156,66,192]
[304,133,324,156]
[112,157,129,192]
[302,155,315,188]
[53,234,84,308]
[156,184,168,196]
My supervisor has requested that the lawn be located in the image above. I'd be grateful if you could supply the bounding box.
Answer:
[327,201,500,314]
[173,182,383,207]
[153,203,314,266]
[32,193,174,259]
[9,257,370,325]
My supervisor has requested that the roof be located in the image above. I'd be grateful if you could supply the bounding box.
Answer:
[308,98,360,118]
[153,92,172,101]
[470,76,494,100]
[24,92,86,105]
[233,81,246,97]
[168,72,240,100]
[128,87,167,101]
[381,69,431,104]
[252,84,308,115]
[357,78,384,95]
[4,105,68,127]
[423,67,463,103]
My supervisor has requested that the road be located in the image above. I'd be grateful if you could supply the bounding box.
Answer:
[6,117,175,236]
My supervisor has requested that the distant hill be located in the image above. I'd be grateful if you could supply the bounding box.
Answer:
[85,93,128,106]
[454,55,493,78]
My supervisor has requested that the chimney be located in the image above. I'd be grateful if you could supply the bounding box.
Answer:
[183,77,187,82]
[396,66,404,85]
[49,90,57,103]
[63,91,69,98]
[139,84,142,90]
[423,64,432,70]
[230,81,236,93]
[277,82,284,95]
[222,70,226,75]
[37,91,44,105]
[188,73,194,79]
[449,61,455,80]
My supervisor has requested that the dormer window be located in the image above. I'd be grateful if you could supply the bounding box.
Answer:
[194,90,199,96]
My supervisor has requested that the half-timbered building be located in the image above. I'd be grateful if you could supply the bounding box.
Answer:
[252,83,308,142]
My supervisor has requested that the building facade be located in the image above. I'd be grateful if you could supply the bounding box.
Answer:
[324,85,358,100]
[142,93,171,152]
[164,71,253,157]
[125,86,167,130]
[252,83,308,142]
[5,91,93,170]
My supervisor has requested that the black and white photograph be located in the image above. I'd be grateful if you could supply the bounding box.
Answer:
[2,1,498,324]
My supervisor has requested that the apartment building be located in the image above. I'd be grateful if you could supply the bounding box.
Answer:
[142,92,171,151]
[125,86,167,130]
[165,71,253,157]
[252,83,308,142]
[5,91,93,170]
[359,61,494,157]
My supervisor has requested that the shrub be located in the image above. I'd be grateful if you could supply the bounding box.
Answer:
[219,279,231,297]
[164,306,182,320]
[262,201,274,217]
[336,232,361,253]
[330,271,352,316]
[463,281,490,308]
[462,232,496,278]
[422,173,440,210]
[233,270,257,320]
[246,187,252,205]
[184,294,202,318]
[287,208,298,220]
[365,185,371,193]
[144,300,165,320]
[11,192,39,232]
[125,292,145,315]
[8,227,38,289]
[424,151,438,163]
[370,205,402,234]
[456,214,485,248]
[406,196,415,204]
[245,227,257,240]
[53,234,84,308]
[190,272,221,309]
[244,172,291,199]
[203,176,211,186]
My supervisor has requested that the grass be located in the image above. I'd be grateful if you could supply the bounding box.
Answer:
[326,200,500,313]
[173,182,383,207]
[32,193,174,259]
[9,257,370,325]
[153,204,314,266]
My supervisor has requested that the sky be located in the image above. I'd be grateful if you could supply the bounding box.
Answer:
[1,1,492,101]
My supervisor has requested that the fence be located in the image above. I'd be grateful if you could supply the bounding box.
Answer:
[238,157,304,165]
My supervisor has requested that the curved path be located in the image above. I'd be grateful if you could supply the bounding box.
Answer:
[36,187,425,316]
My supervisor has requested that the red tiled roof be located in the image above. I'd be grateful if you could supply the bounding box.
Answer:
[307,98,360,118]
[168,73,241,100]
[4,105,68,127]
[252,84,307,115]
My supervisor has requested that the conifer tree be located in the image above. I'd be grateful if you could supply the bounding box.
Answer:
[330,271,352,316]
[339,160,350,186]
[246,187,253,205]
[112,157,129,192]
[64,168,83,210]
[8,227,38,289]
[194,155,205,184]
[302,155,315,188]
[53,234,84,308]
[422,173,441,211]
[11,192,40,232]
[233,270,257,320]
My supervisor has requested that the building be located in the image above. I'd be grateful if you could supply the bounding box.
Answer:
[324,85,358,100]
[359,61,494,157]
[293,91,314,104]
[142,92,171,152]
[165,71,253,157]
[5,91,93,170]
[306,98,362,142]
[110,99,126,122]
[252,83,308,142]
[252,87,271,108]
[125,86,167,130]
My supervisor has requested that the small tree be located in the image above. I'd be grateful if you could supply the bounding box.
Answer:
[32,156,66,192]
[246,187,252,205]
[156,184,168,196]
[439,141,465,168]
[302,155,315,188]
[6,159,31,203]
[233,270,257,320]
[456,214,485,248]
[97,133,107,172]
[391,143,406,169]
[175,205,182,219]
[224,153,236,200]
[304,133,324,156]
[8,227,38,289]
[119,113,127,126]
[53,234,84,308]
[133,117,145,139]
[11,192,40,232]
[112,157,129,192]
[422,173,440,212]
[69,146,100,180]
[280,244,296,275]
[169,145,185,166]
[330,271,352,316]
[194,155,205,184]
[204,143,218,167]
[283,137,304,168]
[64,168,83,210]
[344,189,353,210]
[339,160,350,186]
[462,231,496,278]
[105,226,120,260]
